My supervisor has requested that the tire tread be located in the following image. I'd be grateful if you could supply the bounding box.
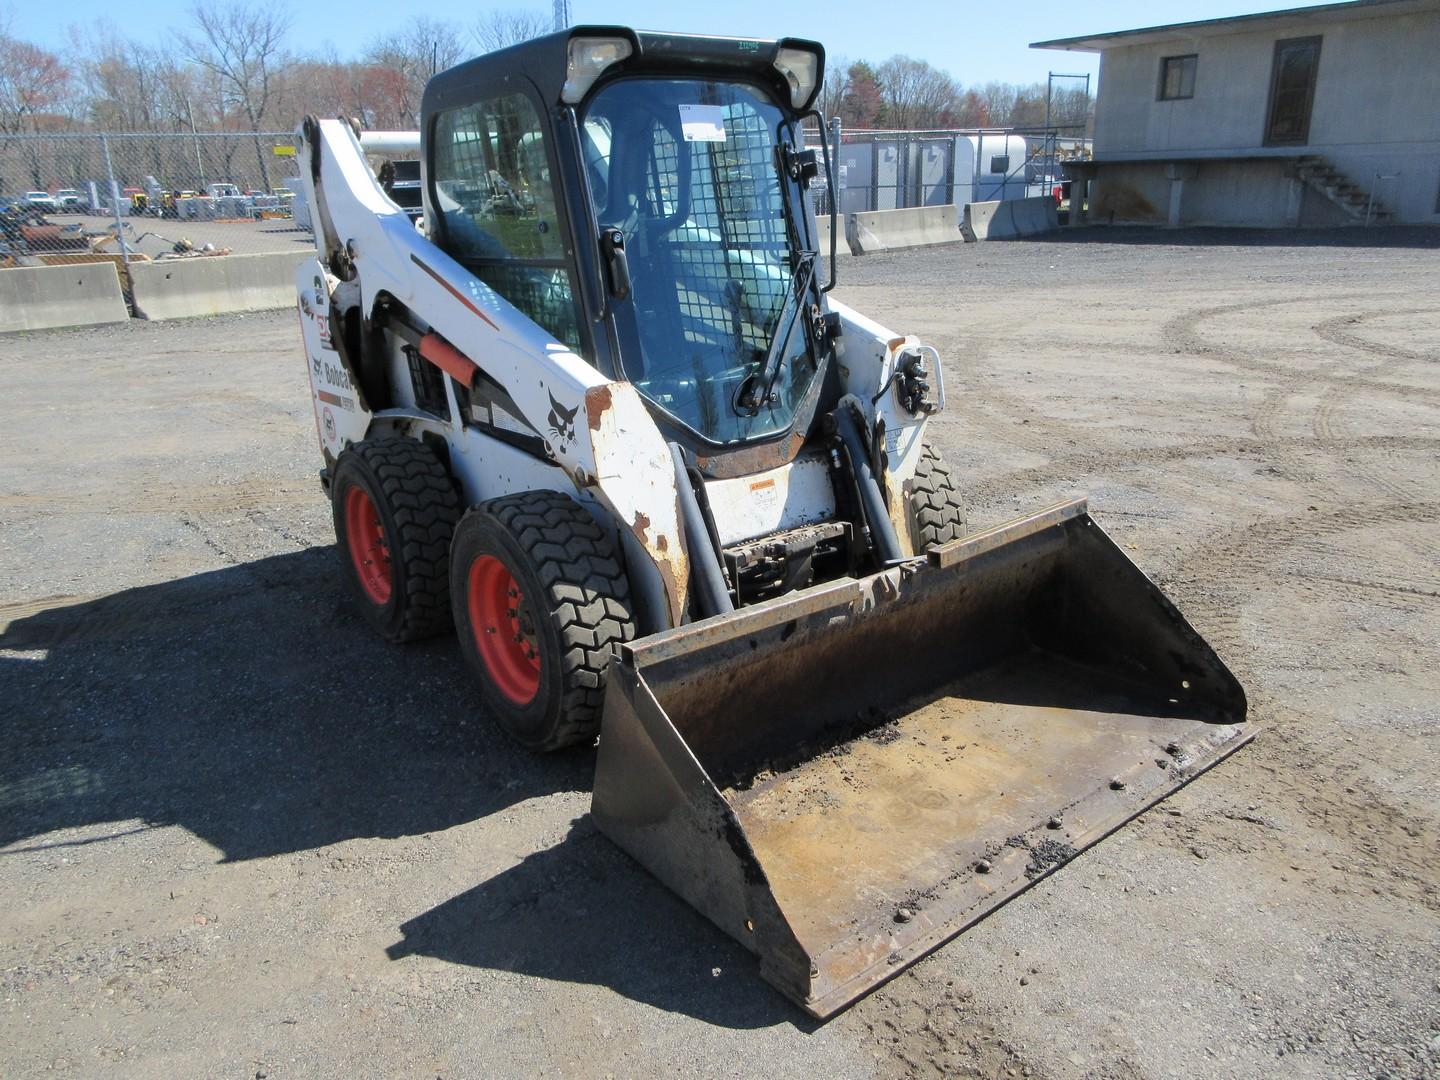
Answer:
[908,441,969,550]
[345,437,460,642]
[474,490,636,750]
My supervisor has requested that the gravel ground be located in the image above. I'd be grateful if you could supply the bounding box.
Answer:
[2,226,1438,1079]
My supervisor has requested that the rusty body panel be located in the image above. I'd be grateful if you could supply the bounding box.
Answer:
[584,381,689,628]
[592,499,1249,1017]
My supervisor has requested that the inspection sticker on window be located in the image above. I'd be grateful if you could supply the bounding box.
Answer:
[679,104,726,142]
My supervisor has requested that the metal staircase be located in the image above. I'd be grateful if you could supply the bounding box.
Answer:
[1294,155,1394,224]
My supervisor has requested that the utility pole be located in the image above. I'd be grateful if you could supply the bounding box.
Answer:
[185,96,205,186]
[553,0,570,31]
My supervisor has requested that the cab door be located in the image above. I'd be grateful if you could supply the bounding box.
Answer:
[428,86,590,358]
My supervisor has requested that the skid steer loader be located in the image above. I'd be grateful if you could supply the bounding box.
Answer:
[293,26,1250,1017]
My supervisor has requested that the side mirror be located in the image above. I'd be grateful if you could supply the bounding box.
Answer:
[600,228,631,301]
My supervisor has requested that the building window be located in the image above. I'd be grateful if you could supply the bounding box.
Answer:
[1158,54,1197,100]
[990,155,1010,174]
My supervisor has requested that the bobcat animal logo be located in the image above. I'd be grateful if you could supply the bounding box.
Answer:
[547,391,578,448]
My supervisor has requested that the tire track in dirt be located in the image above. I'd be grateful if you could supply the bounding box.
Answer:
[1162,296,1440,404]
[940,338,1080,459]
[1176,499,1440,585]
[950,298,1438,512]
[1164,297,1439,506]
[1313,308,1440,363]
[1248,386,1291,442]
[1303,307,1439,503]
[1288,569,1440,603]
[944,337,1289,514]
[1136,490,1440,919]
[979,433,1440,495]
[1162,500,1440,663]
[1310,383,1421,503]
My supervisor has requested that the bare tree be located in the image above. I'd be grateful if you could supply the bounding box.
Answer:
[367,16,467,127]
[472,9,552,54]
[876,55,960,130]
[184,3,292,188]
[0,24,71,187]
[0,29,70,135]
[815,54,849,122]
[979,81,1019,126]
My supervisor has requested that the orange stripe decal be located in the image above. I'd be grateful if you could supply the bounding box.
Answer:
[410,254,500,331]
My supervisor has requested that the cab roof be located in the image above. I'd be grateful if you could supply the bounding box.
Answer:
[422,26,825,117]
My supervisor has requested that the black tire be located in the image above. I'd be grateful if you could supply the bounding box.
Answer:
[450,490,635,752]
[907,441,969,550]
[331,437,460,643]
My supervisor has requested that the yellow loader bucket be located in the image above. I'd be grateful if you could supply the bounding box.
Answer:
[592,499,1250,1017]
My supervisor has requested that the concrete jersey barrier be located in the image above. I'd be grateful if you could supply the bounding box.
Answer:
[963,197,1059,242]
[815,213,833,257]
[845,205,961,255]
[0,262,129,333]
[129,250,313,321]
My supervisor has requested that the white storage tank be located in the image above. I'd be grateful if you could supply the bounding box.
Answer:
[953,134,1029,203]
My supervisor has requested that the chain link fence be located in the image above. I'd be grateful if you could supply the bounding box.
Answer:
[1,131,318,266]
[806,125,1091,217]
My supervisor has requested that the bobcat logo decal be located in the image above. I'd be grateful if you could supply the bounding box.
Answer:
[546,391,578,449]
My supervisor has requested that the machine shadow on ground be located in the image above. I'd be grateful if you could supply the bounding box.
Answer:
[387,817,814,1030]
[1,547,812,1025]
[0,547,587,861]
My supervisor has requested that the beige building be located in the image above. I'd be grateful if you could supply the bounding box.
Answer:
[1034,0,1440,226]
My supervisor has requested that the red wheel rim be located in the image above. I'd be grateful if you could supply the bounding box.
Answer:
[467,554,541,706]
[344,485,392,605]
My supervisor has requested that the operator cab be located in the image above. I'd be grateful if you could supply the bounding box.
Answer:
[420,27,835,473]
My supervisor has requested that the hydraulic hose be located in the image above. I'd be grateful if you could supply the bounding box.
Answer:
[670,444,735,618]
[833,399,905,566]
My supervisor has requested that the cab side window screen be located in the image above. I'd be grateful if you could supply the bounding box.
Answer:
[432,93,583,353]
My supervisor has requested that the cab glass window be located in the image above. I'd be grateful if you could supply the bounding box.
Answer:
[581,79,821,446]
[432,92,582,352]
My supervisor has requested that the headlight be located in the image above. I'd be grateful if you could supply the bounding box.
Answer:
[773,46,820,110]
[561,36,634,104]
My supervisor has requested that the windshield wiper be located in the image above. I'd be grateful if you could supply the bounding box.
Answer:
[736,252,817,414]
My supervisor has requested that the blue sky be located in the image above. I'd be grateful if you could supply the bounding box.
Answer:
[6,0,1340,85]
